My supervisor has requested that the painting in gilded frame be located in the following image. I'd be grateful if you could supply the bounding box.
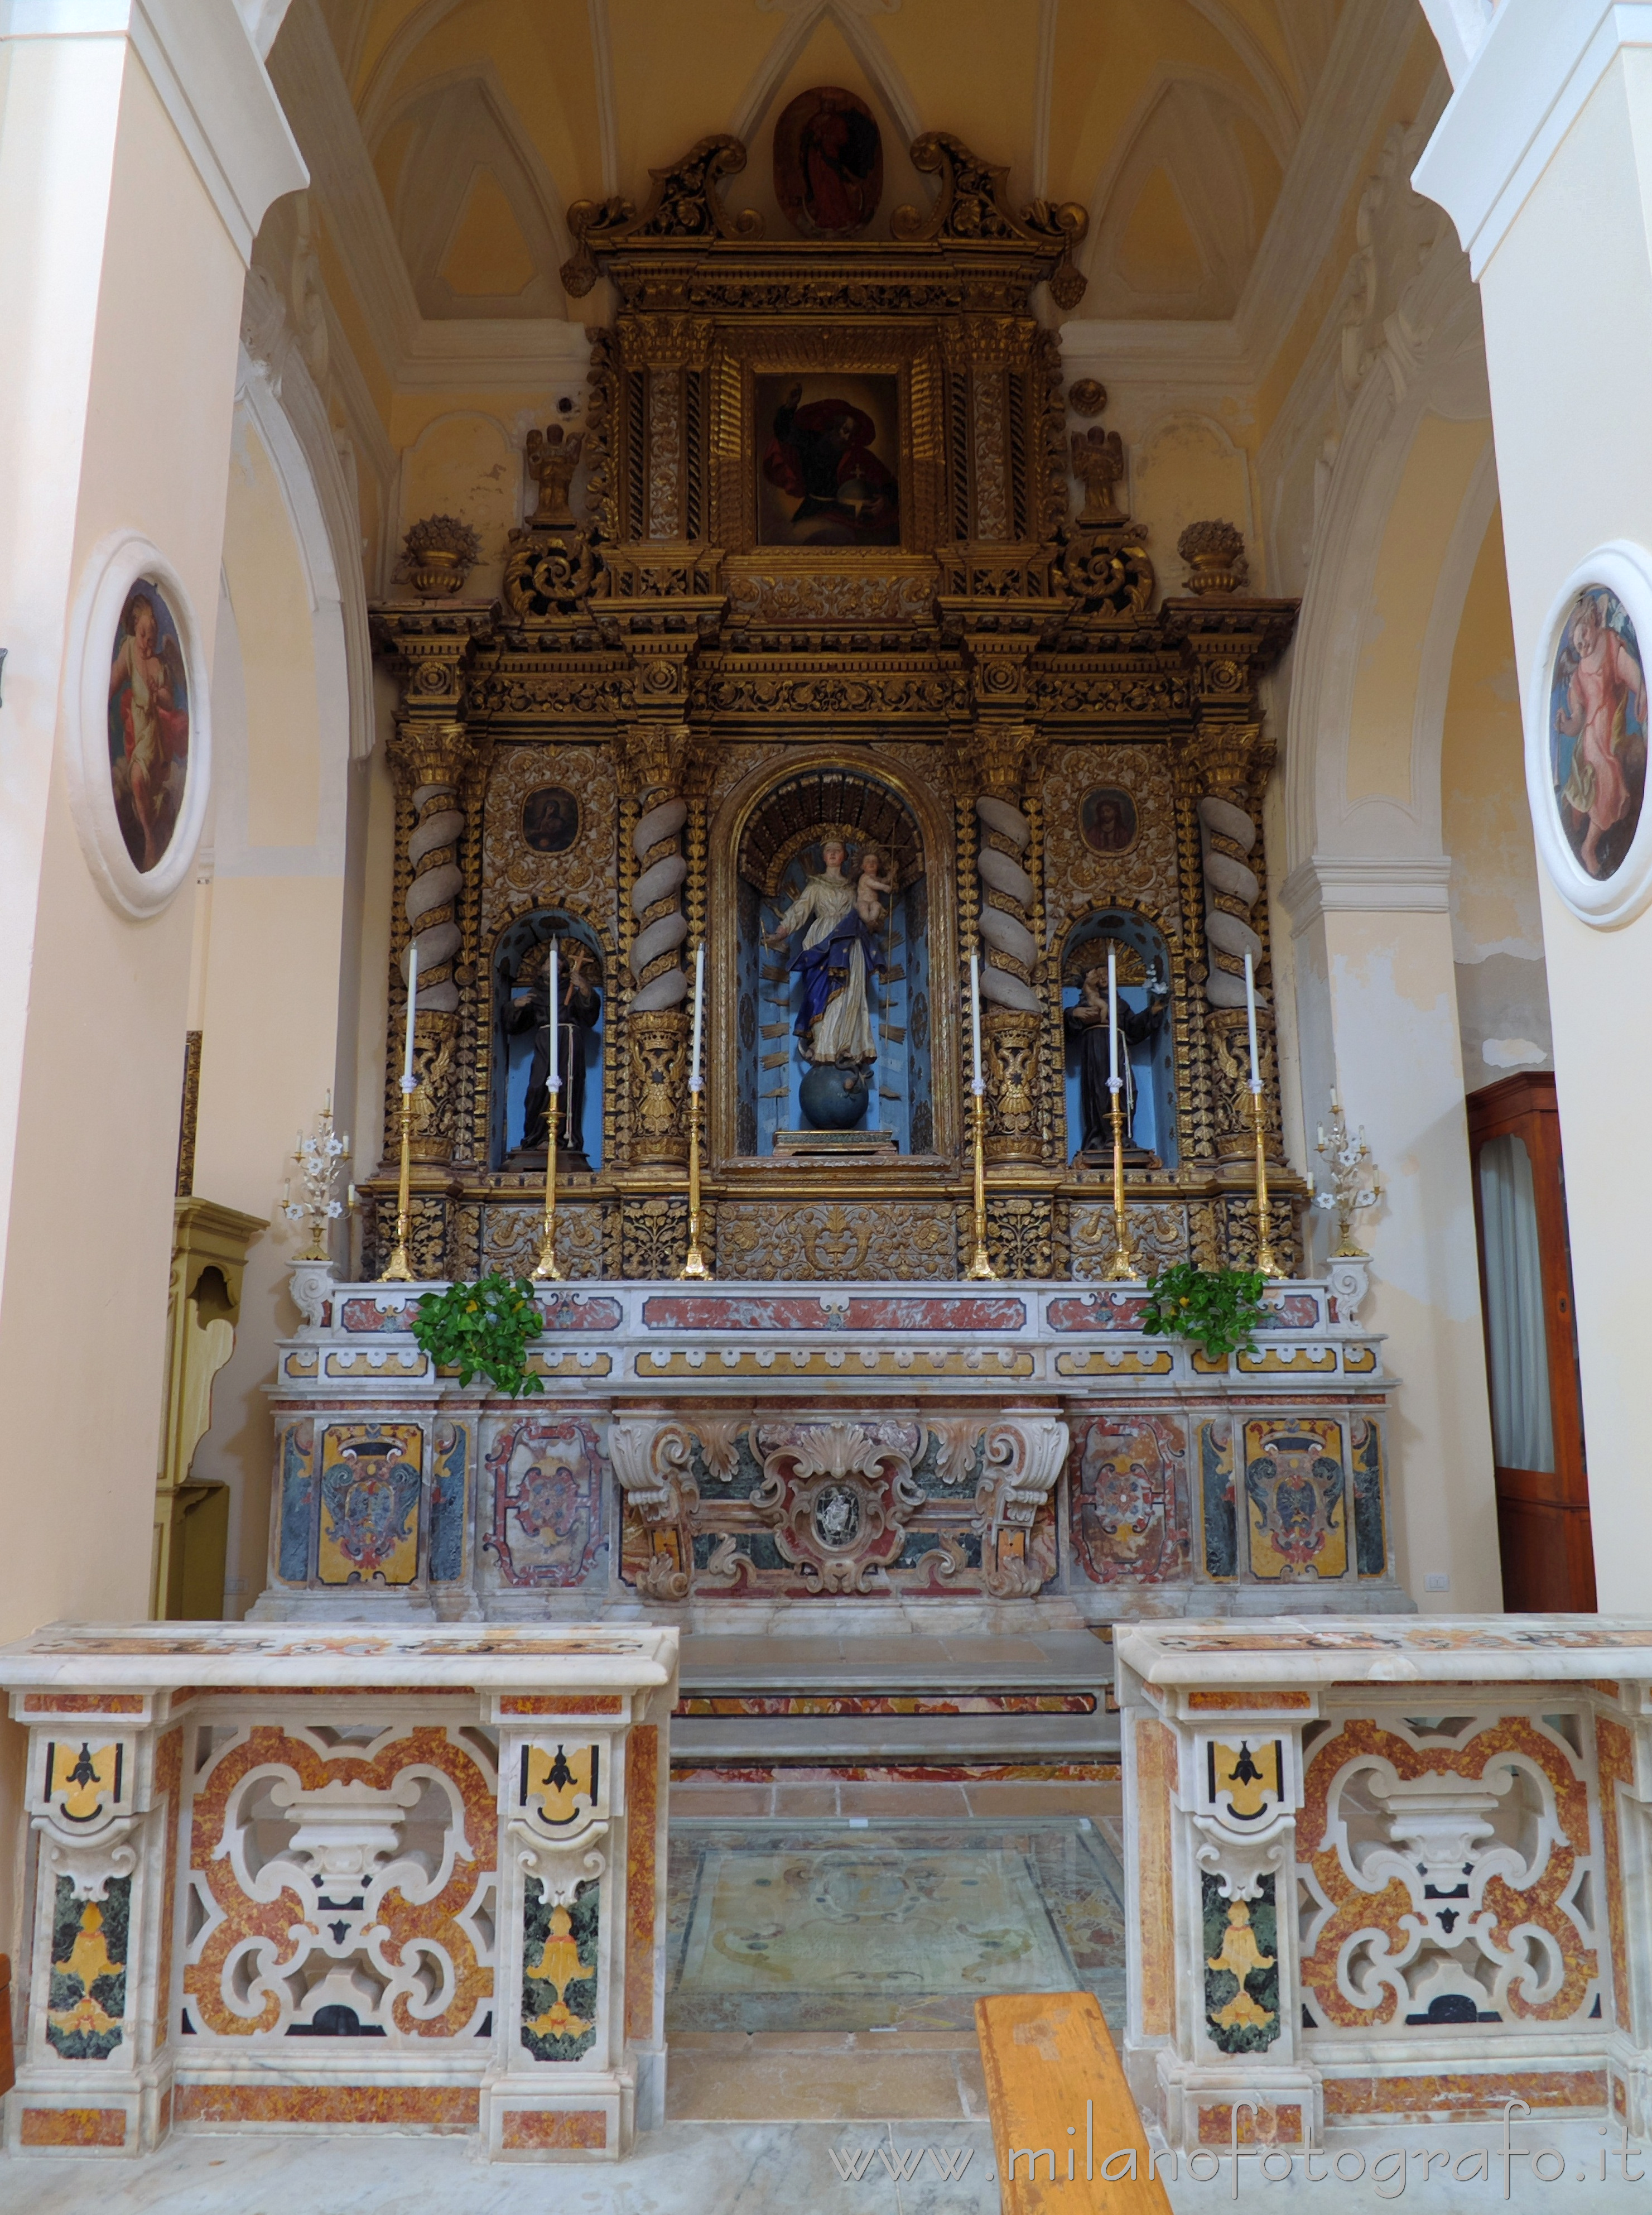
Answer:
[756,372,900,547]
[772,85,883,239]
[107,576,190,873]
[1548,584,1649,882]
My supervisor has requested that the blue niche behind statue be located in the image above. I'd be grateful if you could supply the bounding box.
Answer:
[1061,909,1176,1167]
[492,910,605,1170]
[733,768,932,1155]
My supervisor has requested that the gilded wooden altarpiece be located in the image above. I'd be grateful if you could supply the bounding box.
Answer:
[365,129,1300,1287]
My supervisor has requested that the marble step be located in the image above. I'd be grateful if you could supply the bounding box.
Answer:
[672,1630,1119,1766]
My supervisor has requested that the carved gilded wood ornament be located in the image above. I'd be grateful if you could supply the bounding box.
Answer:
[366,125,1301,1282]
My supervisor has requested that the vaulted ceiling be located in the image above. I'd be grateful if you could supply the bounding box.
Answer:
[306,0,1350,323]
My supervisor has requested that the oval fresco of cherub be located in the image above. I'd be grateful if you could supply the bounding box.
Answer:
[107,577,190,873]
[1550,584,1648,881]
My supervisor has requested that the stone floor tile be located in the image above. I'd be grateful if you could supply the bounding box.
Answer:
[769,1782,841,1815]
[666,2048,977,2122]
[667,1784,772,1817]
[834,1781,974,1815]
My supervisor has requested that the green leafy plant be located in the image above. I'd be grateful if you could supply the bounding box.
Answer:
[411,1274,545,1396]
[1140,1263,1269,1363]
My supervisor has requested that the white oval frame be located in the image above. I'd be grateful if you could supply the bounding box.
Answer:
[1526,540,1652,929]
[65,529,211,919]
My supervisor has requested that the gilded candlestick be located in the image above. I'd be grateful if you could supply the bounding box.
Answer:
[531,1087,563,1281]
[1251,1087,1283,1277]
[379,1080,417,1282]
[1105,1080,1139,1280]
[681,1089,711,1279]
[964,1089,996,1280]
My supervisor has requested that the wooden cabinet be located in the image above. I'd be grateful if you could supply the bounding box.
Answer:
[1466,1073,1593,1610]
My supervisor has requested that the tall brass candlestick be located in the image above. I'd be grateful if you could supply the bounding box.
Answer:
[379,1079,417,1282]
[1250,1087,1282,1277]
[531,1086,563,1281]
[1106,1079,1139,1280]
[681,1089,711,1279]
[964,1089,996,1280]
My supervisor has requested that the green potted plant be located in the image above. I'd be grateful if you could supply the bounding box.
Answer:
[410,1274,545,1396]
[1140,1262,1270,1364]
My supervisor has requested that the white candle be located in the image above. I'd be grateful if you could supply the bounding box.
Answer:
[1244,950,1260,1093]
[1330,1085,1340,1112]
[969,947,984,1095]
[547,939,560,1093]
[690,942,705,1094]
[1107,945,1119,1089]
[402,939,418,1087]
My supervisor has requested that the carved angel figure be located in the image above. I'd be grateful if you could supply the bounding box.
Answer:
[526,424,584,527]
[1071,425,1126,527]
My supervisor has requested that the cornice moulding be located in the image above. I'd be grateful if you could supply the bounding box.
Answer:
[1280,853,1454,930]
[1413,0,1652,277]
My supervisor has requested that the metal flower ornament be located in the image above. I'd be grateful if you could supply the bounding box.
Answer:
[284,1096,351,1263]
[1313,1094,1381,1258]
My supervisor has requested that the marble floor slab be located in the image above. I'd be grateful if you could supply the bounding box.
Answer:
[14,2116,1652,2213]
[666,1817,1126,2036]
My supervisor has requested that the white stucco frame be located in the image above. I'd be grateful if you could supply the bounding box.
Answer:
[1526,541,1652,929]
[64,528,213,919]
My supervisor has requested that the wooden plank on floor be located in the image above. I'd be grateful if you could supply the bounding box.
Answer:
[976,1991,1171,2212]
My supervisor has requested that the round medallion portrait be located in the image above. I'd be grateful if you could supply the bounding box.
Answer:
[1528,543,1652,927]
[522,786,580,854]
[773,85,883,239]
[66,531,211,919]
[108,578,191,875]
[1548,586,1647,883]
[1080,785,1138,856]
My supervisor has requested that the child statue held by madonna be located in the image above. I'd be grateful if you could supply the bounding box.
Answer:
[764,842,889,1065]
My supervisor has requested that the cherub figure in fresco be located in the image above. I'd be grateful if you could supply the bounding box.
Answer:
[1556,590,1648,876]
[108,590,187,871]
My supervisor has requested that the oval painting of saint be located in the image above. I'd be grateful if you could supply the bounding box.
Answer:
[107,577,190,873]
[774,85,882,239]
[1081,785,1138,856]
[522,785,580,854]
[1550,586,1649,880]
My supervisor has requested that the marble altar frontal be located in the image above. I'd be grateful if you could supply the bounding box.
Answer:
[257,1267,1404,1642]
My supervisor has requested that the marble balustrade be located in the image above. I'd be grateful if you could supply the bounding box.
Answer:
[0,1622,675,2161]
[1116,1616,1652,2152]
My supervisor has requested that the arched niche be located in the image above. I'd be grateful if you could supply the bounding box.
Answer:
[1061,907,1178,1168]
[729,764,934,1157]
[490,908,606,1171]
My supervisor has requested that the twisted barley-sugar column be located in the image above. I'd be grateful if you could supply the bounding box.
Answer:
[392,720,475,1166]
[625,732,690,1167]
[974,775,1043,1168]
[1196,732,1280,1173]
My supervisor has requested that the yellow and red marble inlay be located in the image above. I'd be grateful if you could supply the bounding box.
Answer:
[501,2107,606,2149]
[1324,2070,1606,2121]
[1301,1714,1598,2029]
[174,2083,480,2127]
[1197,2102,1303,2146]
[1134,1716,1177,2038]
[20,2107,126,2146]
[1595,1712,1634,2026]
[625,1723,659,2044]
[184,1722,494,2039]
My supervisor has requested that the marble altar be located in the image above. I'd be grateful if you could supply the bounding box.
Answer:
[256,1263,1401,1632]
[1116,1615,1652,2152]
[0,1621,675,2161]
